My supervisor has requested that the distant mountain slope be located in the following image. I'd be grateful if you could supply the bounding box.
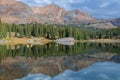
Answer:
[88,22,117,29]
[105,18,120,27]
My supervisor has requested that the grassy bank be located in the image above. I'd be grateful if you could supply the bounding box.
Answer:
[2,37,53,45]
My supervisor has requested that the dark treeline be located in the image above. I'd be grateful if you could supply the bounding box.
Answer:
[88,28,120,39]
[0,21,88,40]
[0,19,120,40]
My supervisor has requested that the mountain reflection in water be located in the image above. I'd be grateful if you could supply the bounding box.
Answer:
[0,43,120,80]
[20,62,120,80]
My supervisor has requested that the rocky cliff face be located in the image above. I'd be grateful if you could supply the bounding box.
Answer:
[0,0,41,24]
[31,4,66,24]
[0,1,95,24]
[31,4,95,24]
[0,0,16,5]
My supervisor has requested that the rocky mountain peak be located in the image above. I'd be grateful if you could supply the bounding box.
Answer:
[0,0,16,5]
[47,3,60,8]
[0,1,97,25]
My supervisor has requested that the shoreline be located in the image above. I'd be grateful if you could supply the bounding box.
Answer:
[76,39,120,43]
[0,37,53,45]
[0,38,120,45]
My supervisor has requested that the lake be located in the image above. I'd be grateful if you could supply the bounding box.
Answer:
[0,42,120,80]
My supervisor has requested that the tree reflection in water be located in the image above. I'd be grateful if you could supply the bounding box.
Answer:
[0,43,120,80]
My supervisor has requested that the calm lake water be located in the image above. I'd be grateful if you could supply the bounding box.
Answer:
[0,42,120,80]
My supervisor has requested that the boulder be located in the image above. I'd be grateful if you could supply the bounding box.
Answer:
[56,37,75,42]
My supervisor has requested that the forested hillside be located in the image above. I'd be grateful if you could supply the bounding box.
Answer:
[0,19,120,40]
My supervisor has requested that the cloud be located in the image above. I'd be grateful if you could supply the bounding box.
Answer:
[68,0,85,4]
[45,0,52,4]
[100,2,111,8]
[34,0,52,4]
[34,0,41,3]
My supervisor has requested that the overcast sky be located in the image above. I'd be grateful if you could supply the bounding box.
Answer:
[18,0,120,19]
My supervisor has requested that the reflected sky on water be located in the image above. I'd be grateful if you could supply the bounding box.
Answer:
[20,62,120,80]
[0,43,120,80]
